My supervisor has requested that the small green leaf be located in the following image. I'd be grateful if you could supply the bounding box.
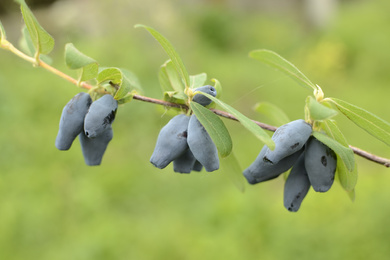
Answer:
[136,24,190,88]
[0,19,6,41]
[196,92,275,150]
[321,120,349,147]
[97,67,122,85]
[117,91,136,105]
[20,26,34,55]
[65,43,98,82]
[16,0,54,55]
[158,60,185,92]
[114,76,130,100]
[330,98,390,146]
[190,102,233,158]
[346,189,356,202]
[163,91,187,105]
[121,68,143,94]
[249,49,316,90]
[211,78,222,99]
[221,152,245,193]
[190,73,207,89]
[312,131,355,172]
[97,67,142,100]
[19,26,52,63]
[336,155,358,192]
[113,69,141,100]
[254,101,290,126]
[306,96,337,121]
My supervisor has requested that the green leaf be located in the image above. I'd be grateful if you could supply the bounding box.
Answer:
[65,43,98,82]
[16,0,54,55]
[190,73,207,89]
[336,155,358,192]
[20,26,34,56]
[158,60,185,92]
[97,67,142,100]
[163,91,187,105]
[136,24,190,88]
[19,26,52,64]
[211,78,222,99]
[347,189,356,202]
[0,19,6,41]
[190,102,233,158]
[221,152,245,193]
[312,131,355,172]
[321,119,349,147]
[113,69,142,100]
[195,92,275,150]
[97,67,122,85]
[249,49,316,91]
[330,98,390,146]
[254,101,290,126]
[121,68,143,94]
[117,91,136,105]
[306,96,337,121]
[114,76,130,100]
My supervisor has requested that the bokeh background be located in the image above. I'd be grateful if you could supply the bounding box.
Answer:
[1,0,390,259]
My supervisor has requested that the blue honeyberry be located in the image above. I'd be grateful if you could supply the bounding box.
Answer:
[84,94,118,138]
[173,149,197,174]
[55,92,92,150]
[79,126,113,166]
[263,119,312,165]
[192,160,203,172]
[304,137,337,192]
[150,114,190,169]
[192,85,217,106]
[284,153,311,212]
[243,146,303,185]
[187,114,219,172]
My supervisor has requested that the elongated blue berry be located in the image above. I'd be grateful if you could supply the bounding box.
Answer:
[284,153,311,212]
[263,119,312,164]
[56,92,92,150]
[79,126,113,166]
[187,114,219,172]
[304,137,336,192]
[173,149,197,174]
[243,146,303,185]
[150,114,190,169]
[84,94,118,138]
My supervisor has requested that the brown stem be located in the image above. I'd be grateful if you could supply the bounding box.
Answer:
[132,94,188,110]
[349,145,390,168]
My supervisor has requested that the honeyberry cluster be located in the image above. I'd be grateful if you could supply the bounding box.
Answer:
[243,119,337,212]
[55,93,118,166]
[150,85,219,173]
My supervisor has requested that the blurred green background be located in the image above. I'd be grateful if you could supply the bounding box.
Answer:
[1,0,390,259]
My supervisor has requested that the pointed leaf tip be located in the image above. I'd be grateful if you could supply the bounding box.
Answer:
[330,98,390,146]
[249,49,316,91]
[18,0,54,55]
[65,43,98,81]
[137,24,190,88]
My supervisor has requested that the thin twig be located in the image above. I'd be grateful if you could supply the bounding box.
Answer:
[132,94,188,110]
[349,145,390,168]
[132,95,389,168]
